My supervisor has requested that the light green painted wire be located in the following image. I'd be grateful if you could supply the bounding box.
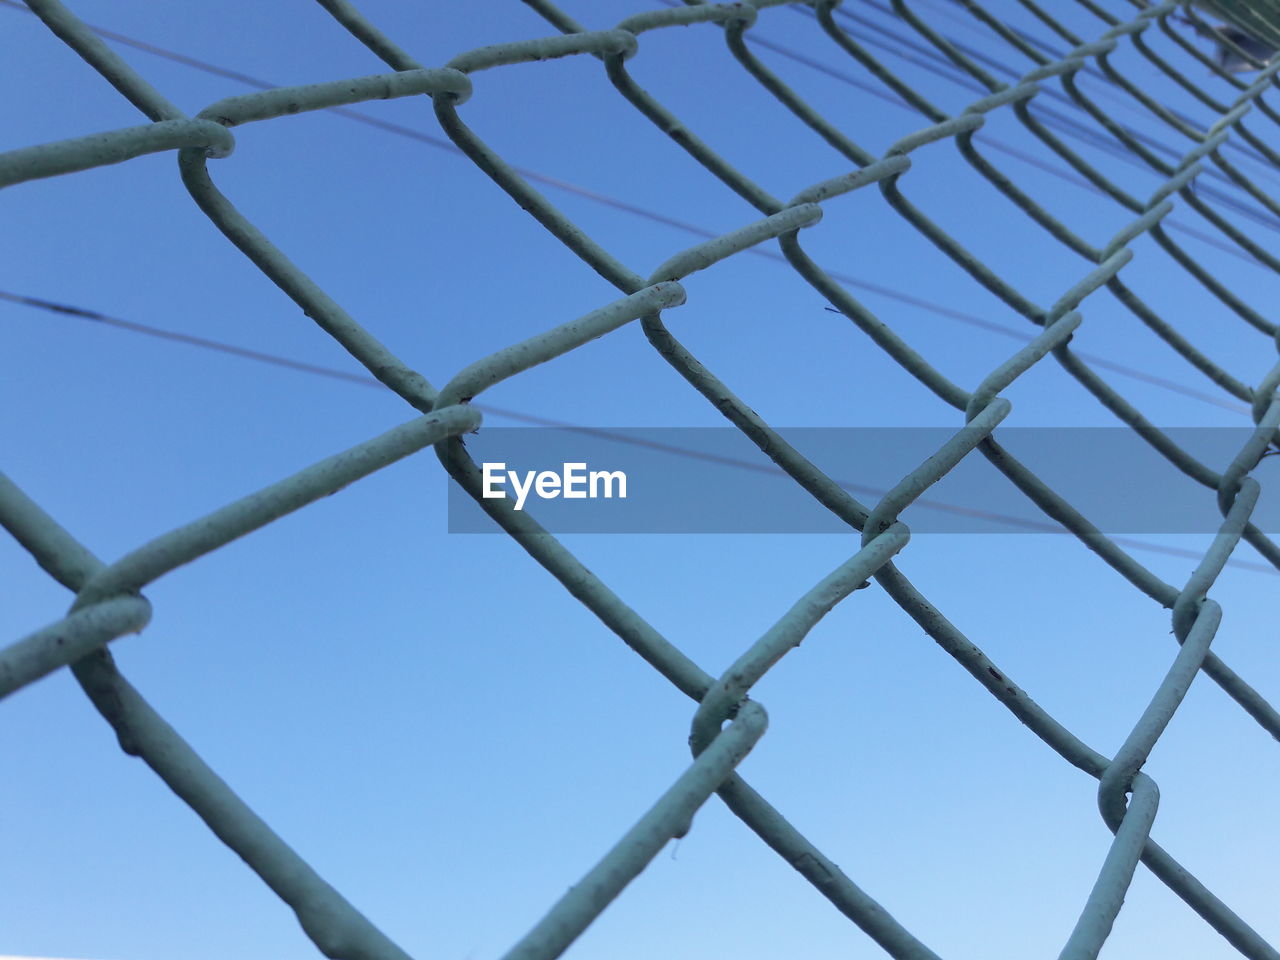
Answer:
[3,1,1280,958]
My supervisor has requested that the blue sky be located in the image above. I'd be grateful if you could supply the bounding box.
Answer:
[3,1,1279,958]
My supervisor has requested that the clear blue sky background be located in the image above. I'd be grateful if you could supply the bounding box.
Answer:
[2,1,1279,958]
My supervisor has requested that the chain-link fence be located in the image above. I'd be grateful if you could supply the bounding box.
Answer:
[3,1,1280,958]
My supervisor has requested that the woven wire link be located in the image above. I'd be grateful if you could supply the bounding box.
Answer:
[3,0,1280,958]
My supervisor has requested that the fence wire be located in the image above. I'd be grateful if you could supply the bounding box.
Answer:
[3,0,1280,958]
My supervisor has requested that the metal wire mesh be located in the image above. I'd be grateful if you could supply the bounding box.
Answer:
[3,0,1280,958]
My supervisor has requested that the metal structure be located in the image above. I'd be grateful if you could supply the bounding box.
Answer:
[3,1,1279,958]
